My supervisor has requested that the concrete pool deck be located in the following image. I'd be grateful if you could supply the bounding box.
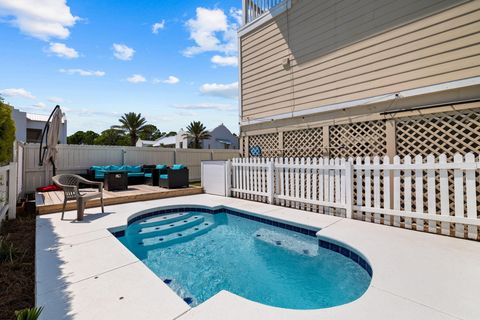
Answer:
[36,194,480,320]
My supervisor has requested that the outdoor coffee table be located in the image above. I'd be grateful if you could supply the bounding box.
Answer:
[104,170,128,191]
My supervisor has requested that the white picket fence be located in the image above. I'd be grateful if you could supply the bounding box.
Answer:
[230,154,480,240]
[0,162,18,226]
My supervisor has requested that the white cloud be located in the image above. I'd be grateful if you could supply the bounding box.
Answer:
[47,42,78,58]
[47,96,64,103]
[174,103,236,111]
[152,20,165,34]
[153,75,180,84]
[183,7,240,57]
[112,43,135,61]
[127,74,146,83]
[199,82,238,99]
[0,0,79,40]
[211,55,238,67]
[229,8,242,25]
[33,102,46,109]
[59,68,105,77]
[0,88,35,99]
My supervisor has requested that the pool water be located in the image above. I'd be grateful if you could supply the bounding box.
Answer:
[116,209,371,309]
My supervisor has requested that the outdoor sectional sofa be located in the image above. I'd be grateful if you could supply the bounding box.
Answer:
[87,164,188,188]
[87,164,167,185]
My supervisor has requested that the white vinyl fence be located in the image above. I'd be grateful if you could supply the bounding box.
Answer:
[231,154,480,240]
[0,162,18,225]
[22,144,239,193]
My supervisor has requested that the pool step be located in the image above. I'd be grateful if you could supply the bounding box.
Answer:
[135,215,205,238]
[137,220,215,249]
[253,228,318,257]
[128,212,194,232]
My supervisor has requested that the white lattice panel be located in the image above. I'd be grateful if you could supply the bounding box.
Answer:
[283,127,323,157]
[329,120,387,158]
[248,133,279,157]
[396,109,480,158]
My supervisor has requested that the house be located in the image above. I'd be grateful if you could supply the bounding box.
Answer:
[136,129,188,149]
[238,0,480,159]
[135,124,238,149]
[202,124,239,149]
[11,108,67,144]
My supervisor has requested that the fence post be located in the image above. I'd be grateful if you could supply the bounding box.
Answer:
[225,160,232,197]
[8,162,17,220]
[345,159,353,219]
[267,160,275,204]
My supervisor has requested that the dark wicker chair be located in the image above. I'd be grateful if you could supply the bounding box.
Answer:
[158,167,189,189]
[52,174,104,221]
[143,165,168,186]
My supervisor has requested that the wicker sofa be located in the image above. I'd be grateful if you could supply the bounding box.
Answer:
[158,164,189,189]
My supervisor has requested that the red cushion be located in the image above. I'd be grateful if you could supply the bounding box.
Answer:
[36,185,63,192]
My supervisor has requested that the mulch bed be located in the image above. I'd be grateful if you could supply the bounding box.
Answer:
[0,213,36,320]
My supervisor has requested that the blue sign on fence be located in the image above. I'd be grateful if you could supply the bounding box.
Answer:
[249,145,262,157]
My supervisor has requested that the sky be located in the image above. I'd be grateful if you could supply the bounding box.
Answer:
[0,0,241,135]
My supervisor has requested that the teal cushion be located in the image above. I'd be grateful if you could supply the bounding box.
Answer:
[127,165,142,173]
[171,164,185,170]
[95,172,105,179]
[110,165,125,171]
[159,174,168,179]
[127,172,144,177]
[156,164,167,170]
[144,173,152,178]
[91,165,110,171]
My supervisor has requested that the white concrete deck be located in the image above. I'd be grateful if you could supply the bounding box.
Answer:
[36,194,480,320]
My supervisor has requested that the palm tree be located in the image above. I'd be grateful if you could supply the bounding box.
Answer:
[112,112,147,146]
[183,121,211,149]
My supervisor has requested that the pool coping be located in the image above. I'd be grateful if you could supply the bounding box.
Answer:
[35,194,480,320]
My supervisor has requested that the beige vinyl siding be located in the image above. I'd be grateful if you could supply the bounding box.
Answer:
[240,0,480,121]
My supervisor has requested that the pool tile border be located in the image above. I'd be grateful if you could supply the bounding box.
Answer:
[116,206,372,277]
[319,239,372,277]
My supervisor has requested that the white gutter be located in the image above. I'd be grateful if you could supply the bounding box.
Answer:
[240,76,480,126]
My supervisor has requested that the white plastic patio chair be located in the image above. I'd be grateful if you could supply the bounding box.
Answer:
[52,174,104,220]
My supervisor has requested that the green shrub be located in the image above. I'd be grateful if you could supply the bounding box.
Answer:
[15,307,43,320]
[0,98,16,165]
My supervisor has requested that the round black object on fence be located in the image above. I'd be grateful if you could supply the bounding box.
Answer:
[249,145,262,157]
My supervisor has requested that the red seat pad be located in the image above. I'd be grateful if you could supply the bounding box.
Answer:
[36,185,63,192]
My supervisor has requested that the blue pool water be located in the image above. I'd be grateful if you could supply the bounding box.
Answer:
[116,208,371,309]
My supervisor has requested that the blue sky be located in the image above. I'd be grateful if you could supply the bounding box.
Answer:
[0,0,240,135]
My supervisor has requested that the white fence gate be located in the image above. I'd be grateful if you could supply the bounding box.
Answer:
[230,154,480,240]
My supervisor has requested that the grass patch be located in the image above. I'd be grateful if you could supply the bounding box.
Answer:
[0,214,35,320]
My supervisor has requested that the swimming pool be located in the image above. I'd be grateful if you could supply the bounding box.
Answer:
[113,206,372,310]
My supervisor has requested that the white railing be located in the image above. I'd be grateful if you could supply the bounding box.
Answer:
[0,162,18,225]
[243,0,286,24]
[230,154,480,240]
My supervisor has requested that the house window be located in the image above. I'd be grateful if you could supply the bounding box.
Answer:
[179,142,183,148]
[26,128,42,143]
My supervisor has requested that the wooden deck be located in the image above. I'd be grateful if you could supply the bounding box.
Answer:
[35,184,203,214]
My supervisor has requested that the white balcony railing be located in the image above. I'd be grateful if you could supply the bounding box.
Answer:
[243,0,286,25]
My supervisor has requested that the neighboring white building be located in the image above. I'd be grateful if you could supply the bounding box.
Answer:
[136,135,177,148]
[11,108,67,144]
[202,124,239,149]
[135,124,238,149]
